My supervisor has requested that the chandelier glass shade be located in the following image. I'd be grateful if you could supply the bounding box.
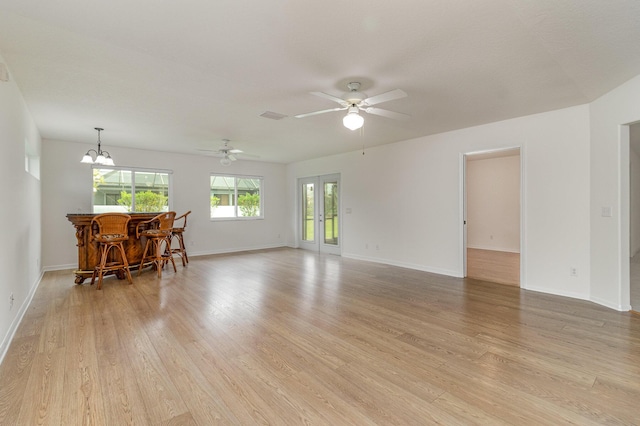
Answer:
[81,127,115,166]
[342,106,364,130]
[220,155,232,166]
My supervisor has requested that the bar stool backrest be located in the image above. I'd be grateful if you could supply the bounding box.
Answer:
[91,213,131,239]
[155,211,176,231]
[174,210,191,231]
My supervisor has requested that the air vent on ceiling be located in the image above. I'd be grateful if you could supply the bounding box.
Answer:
[260,111,287,120]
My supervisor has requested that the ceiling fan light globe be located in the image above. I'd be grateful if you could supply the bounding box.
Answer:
[343,112,364,130]
[220,156,232,166]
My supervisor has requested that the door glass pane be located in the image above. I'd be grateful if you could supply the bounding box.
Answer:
[92,169,132,213]
[324,181,338,245]
[134,171,169,212]
[302,183,314,241]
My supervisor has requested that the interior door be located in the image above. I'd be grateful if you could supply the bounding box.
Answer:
[298,174,341,255]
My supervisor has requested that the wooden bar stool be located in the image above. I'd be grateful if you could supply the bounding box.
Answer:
[136,212,177,278]
[90,213,133,290]
[168,210,191,266]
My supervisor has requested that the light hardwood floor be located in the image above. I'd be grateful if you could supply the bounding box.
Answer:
[1,248,639,424]
[467,248,520,286]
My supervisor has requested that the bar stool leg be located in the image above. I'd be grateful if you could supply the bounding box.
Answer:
[154,238,163,278]
[116,242,133,284]
[139,234,177,278]
[165,236,177,273]
[167,231,188,266]
[94,242,127,290]
[91,243,109,287]
[169,232,187,266]
[138,238,151,276]
[97,244,108,290]
[178,232,188,265]
[155,236,176,277]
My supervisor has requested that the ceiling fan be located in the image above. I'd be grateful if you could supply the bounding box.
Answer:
[198,139,246,166]
[294,82,409,130]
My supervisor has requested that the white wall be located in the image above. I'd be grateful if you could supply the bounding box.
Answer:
[630,136,640,257]
[41,139,288,270]
[287,104,591,301]
[466,155,520,252]
[590,74,640,310]
[0,57,42,362]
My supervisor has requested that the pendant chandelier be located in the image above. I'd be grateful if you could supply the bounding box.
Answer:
[81,127,115,166]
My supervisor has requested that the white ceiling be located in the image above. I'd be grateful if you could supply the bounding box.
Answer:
[1,1,640,164]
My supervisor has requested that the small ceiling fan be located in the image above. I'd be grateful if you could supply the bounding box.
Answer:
[294,82,410,130]
[198,139,245,166]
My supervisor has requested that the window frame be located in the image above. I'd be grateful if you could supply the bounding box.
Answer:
[91,165,173,213]
[210,173,264,221]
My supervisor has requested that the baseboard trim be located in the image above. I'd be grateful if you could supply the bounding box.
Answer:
[343,253,461,278]
[43,263,76,272]
[0,269,43,365]
[590,295,631,312]
[188,243,288,258]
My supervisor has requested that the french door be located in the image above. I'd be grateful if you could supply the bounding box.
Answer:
[298,174,341,255]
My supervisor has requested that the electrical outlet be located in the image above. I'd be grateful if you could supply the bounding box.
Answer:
[570,267,578,277]
[9,293,14,310]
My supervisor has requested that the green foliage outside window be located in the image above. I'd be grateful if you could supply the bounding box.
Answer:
[118,190,167,212]
[238,192,260,217]
[92,169,105,192]
[117,192,132,210]
[211,195,220,208]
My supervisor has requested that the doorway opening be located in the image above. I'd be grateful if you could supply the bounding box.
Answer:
[463,148,522,286]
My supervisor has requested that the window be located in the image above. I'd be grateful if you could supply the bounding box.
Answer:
[92,167,172,213]
[25,137,40,180]
[210,174,263,219]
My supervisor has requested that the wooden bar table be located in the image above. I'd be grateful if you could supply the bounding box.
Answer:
[66,212,161,283]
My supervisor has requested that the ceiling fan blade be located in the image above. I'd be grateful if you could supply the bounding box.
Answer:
[363,107,411,121]
[310,91,349,106]
[294,106,347,119]
[362,89,407,106]
[197,149,259,160]
[197,149,227,157]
